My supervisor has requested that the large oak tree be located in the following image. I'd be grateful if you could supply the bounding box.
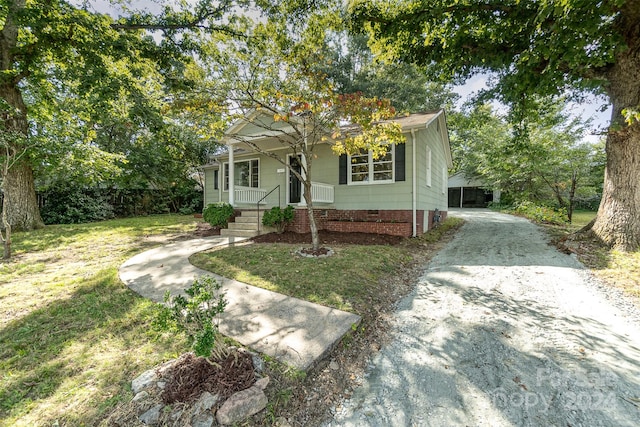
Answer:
[0,0,244,258]
[349,0,640,250]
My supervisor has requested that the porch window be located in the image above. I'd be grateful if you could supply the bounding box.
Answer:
[224,159,259,191]
[348,146,394,184]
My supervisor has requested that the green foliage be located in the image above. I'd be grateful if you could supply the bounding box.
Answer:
[317,33,459,114]
[203,202,235,228]
[262,205,295,233]
[350,0,622,102]
[513,201,568,226]
[155,275,228,359]
[40,186,114,224]
[448,100,603,219]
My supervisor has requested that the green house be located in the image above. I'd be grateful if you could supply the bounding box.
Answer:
[202,110,453,237]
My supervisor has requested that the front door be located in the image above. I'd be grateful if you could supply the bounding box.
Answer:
[289,155,302,204]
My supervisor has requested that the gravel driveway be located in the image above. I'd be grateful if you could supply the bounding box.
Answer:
[326,209,640,426]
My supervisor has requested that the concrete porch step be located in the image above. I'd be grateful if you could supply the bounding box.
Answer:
[220,210,276,237]
[220,228,260,238]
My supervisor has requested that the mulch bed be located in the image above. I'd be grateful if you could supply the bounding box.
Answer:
[251,230,405,246]
[161,352,255,404]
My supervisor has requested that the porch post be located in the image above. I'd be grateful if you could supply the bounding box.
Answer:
[228,142,235,206]
[460,186,463,208]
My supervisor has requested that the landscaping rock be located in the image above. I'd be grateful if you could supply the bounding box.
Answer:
[132,390,149,402]
[139,403,163,425]
[215,381,269,425]
[254,376,270,390]
[132,369,158,394]
[119,354,270,426]
[192,413,215,427]
[275,417,293,427]
[250,353,264,374]
[193,391,219,413]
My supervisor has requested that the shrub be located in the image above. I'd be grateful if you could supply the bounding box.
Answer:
[40,187,114,224]
[203,202,235,228]
[154,275,229,360]
[513,201,568,225]
[262,205,295,233]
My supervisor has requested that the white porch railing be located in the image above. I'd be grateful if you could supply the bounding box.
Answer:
[235,186,267,204]
[311,181,334,203]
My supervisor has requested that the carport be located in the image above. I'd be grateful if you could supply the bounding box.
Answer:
[448,172,500,208]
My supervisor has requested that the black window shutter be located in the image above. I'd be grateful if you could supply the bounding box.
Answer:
[339,154,347,184]
[213,169,219,190]
[395,143,406,181]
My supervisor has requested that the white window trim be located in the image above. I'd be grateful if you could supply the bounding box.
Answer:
[223,158,260,192]
[426,147,432,187]
[347,145,395,185]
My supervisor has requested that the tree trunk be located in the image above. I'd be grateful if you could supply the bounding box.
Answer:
[2,162,44,231]
[1,0,45,234]
[591,19,640,251]
[591,122,640,250]
[0,83,45,232]
[567,170,577,224]
[303,180,321,251]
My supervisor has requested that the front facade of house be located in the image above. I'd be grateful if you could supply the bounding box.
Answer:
[202,111,452,237]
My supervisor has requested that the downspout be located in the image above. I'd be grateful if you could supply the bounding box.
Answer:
[411,129,417,237]
[227,142,235,206]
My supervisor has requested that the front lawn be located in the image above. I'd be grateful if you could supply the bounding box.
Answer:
[191,244,413,313]
[0,214,464,426]
[0,215,195,426]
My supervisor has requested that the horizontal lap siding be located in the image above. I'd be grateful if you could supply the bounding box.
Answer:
[333,139,413,211]
[416,119,449,231]
[203,168,219,206]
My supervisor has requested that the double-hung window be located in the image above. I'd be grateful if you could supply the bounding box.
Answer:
[223,159,259,191]
[348,146,394,184]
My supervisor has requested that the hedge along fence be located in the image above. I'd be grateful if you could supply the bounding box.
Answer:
[36,186,203,225]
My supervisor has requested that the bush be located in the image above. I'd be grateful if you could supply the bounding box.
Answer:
[203,203,235,228]
[40,187,114,224]
[262,205,295,233]
[154,275,229,360]
[513,201,568,225]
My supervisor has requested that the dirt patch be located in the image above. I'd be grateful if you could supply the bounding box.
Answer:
[193,222,221,237]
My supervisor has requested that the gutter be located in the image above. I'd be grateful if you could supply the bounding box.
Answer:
[411,129,417,237]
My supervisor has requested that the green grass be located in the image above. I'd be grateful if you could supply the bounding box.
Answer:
[192,244,414,313]
[0,214,465,426]
[191,217,465,315]
[0,215,195,427]
[569,209,597,228]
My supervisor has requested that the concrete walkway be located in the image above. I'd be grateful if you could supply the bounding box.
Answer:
[119,236,361,371]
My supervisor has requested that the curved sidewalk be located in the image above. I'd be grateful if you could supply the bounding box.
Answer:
[119,236,360,371]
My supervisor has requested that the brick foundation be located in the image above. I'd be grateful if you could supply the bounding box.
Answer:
[325,220,412,237]
[285,209,427,237]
